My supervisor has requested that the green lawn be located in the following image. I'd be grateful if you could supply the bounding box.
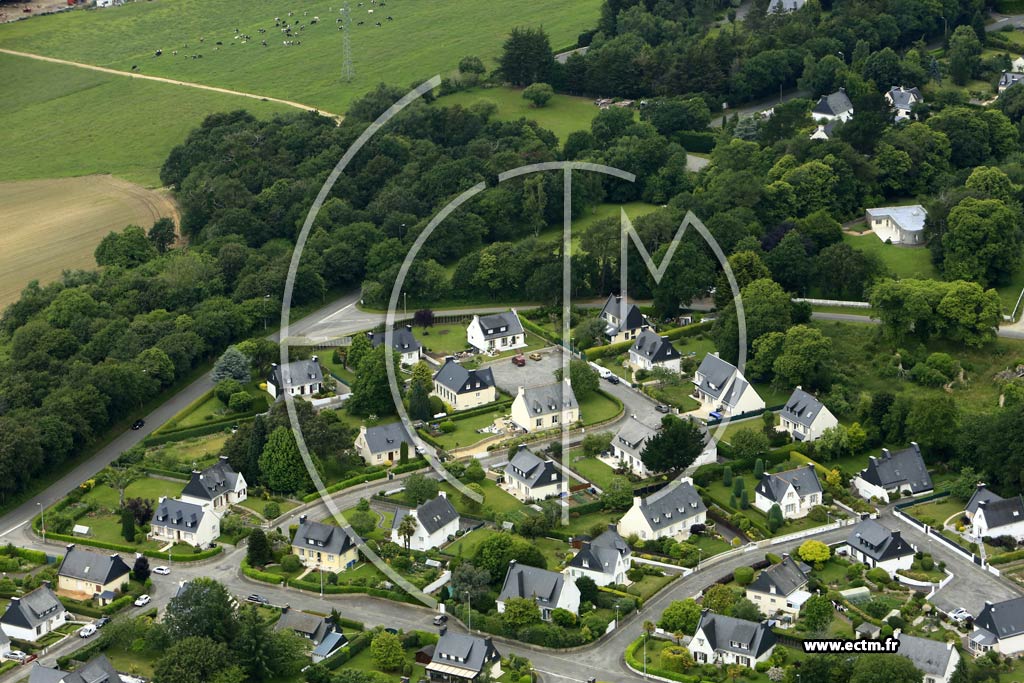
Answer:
[579,390,623,426]
[841,233,940,280]
[534,536,572,569]
[142,433,228,472]
[442,526,500,558]
[562,509,620,535]
[647,382,700,411]
[906,497,965,527]
[571,456,617,489]
[83,476,185,510]
[434,86,603,141]
[437,478,525,517]
[688,533,733,557]
[337,505,395,542]
[343,636,427,681]
[425,406,509,450]
[671,335,717,359]
[626,573,676,600]
[73,512,165,550]
[595,356,633,381]
[418,323,471,355]
[238,497,298,517]
[105,650,156,679]
[175,382,268,429]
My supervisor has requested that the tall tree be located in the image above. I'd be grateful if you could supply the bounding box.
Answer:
[148,217,177,253]
[103,466,139,509]
[641,415,705,473]
[348,345,398,417]
[849,654,923,683]
[211,346,251,383]
[346,334,372,372]
[408,361,434,421]
[499,27,554,86]
[153,636,239,683]
[163,578,240,644]
[257,427,312,495]
[397,514,417,550]
[246,528,272,567]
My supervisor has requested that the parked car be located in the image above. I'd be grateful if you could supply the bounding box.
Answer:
[4,651,27,663]
[529,352,542,361]
[95,617,112,628]
[134,595,151,607]
[512,354,526,367]
[605,375,620,384]
[432,614,448,626]
[950,608,972,623]
[79,624,97,638]
[247,594,270,605]
[130,419,145,430]
[655,404,670,414]
[153,566,170,575]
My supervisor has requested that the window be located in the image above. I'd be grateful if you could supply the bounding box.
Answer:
[535,419,542,427]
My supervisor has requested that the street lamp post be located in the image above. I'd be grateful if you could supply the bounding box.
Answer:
[615,603,619,630]
[696,547,703,570]
[37,503,44,543]
[465,591,472,631]
[319,564,324,597]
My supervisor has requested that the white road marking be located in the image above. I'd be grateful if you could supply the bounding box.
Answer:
[535,670,587,682]
[1,519,29,536]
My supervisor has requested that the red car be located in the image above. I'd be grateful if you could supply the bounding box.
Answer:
[512,355,526,367]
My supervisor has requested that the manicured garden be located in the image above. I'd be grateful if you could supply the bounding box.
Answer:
[841,232,940,280]
[571,456,617,490]
[140,432,228,474]
[579,390,624,426]
[424,406,510,450]
[905,497,965,528]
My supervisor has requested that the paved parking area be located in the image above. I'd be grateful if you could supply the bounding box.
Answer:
[485,346,564,394]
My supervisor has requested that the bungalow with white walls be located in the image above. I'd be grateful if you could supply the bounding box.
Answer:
[497,561,580,621]
[466,311,526,353]
[692,353,764,417]
[753,465,821,520]
[852,443,933,503]
[368,325,422,366]
[564,525,632,587]
[617,479,706,541]
[866,205,927,245]
[839,519,915,576]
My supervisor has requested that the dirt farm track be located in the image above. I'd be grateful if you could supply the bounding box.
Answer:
[0,174,179,308]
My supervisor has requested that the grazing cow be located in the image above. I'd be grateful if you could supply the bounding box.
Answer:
[216,40,223,45]
[172,50,178,55]
[131,64,138,70]
[356,20,364,25]
[154,49,162,56]
[375,21,381,26]
[386,15,392,20]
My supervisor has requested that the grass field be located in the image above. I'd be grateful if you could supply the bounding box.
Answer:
[0,174,178,308]
[906,497,965,527]
[0,52,294,186]
[0,0,600,114]
[842,233,939,280]
[571,456,617,489]
[425,407,508,450]
[580,390,623,426]
[83,476,184,510]
[435,86,603,141]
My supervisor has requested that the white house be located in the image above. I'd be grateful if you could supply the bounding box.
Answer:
[812,89,854,122]
[610,418,657,478]
[689,610,776,668]
[466,310,526,353]
[970,491,1024,542]
[970,597,1024,657]
[809,120,839,141]
[753,465,821,520]
[432,358,497,411]
[999,71,1024,94]
[894,630,961,683]
[744,555,811,626]
[778,388,837,442]
[885,86,923,121]
[504,445,562,502]
[355,423,414,466]
[510,381,578,433]
[617,479,706,541]
[966,485,1003,522]
[692,353,764,417]
[179,456,247,512]
[497,561,580,620]
[391,493,460,551]
[149,497,220,549]
[628,330,681,373]
[768,0,805,11]
[866,205,927,245]
[427,633,502,683]
[598,295,649,344]
[840,519,915,576]
[564,525,632,587]
[267,358,324,399]
[368,325,422,366]
[0,585,67,642]
[853,443,933,503]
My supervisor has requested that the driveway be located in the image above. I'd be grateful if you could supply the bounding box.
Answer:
[485,346,563,394]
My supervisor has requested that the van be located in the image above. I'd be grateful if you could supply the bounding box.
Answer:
[589,361,612,379]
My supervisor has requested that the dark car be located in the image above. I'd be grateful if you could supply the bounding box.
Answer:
[94,617,112,628]
[605,375,620,384]
[432,614,448,626]
[655,404,670,414]
[131,419,145,430]
[246,594,270,605]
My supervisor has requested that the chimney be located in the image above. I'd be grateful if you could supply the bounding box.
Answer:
[881,448,891,459]
[406,324,413,332]
[893,628,902,639]
[445,356,455,363]
[439,625,447,636]
[282,605,290,614]
[978,500,987,509]
[299,515,308,525]
[910,441,919,452]
[633,496,642,508]
[158,496,167,504]
[438,491,446,499]
[517,386,526,399]
[891,530,901,540]
[311,355,319,363]
[220,455,229,462]
[947,641,953,651]
[271,362,278,368]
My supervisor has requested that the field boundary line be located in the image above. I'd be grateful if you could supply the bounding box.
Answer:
[0,47,343,121]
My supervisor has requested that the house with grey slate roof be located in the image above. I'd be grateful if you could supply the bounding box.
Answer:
[391,493,460,551]
[149,497,220,549]
[511,381,578,433]
[866,205,927,245]
[967,484,1003,521]
[367,325,422,366]
[497,561,580,620]
[692,353,764,417]
[610,417,658,478]
[970,597,1024,657]
[267,358,324,399]
[466,310,526,353]
[885,86,923,121]
[291,515,358,572]
[809,119,840,141]
[432,358,497,411]
[689,609,776,668]
[745,555,811,624]
[0,584,67,642]
[598,295,650,344]
[355,422,415,466]
[893,629,961,683]
[853,443,933,503]
[617,478,707,541]
[628,330,681,373]
[840,519,916,576]
[999,71,1024,94]
[27,654,124,683]
[426,632,501,682]
[179,456,247,512]
[768,0,805,11]
[753,464,821,519]
[812,88,854,122]
[969,488,1024,543]
[564,525,632,586]
[504,445,562,501]
[275,607,333,645]
[56,545,130,605]
[779,388,837,442]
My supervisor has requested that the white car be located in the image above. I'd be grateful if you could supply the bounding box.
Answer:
[4,651,26,663]
[78,624,96,638]
[153,566,170,575]
[950,608,972,623]
[134,594,151,607]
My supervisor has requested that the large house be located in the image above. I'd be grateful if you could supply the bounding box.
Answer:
[391,493,460,551]
[466,311,526,353]
[812,89,854,122]
[894,630,961,683]
[840,519,916,576]
[292,515,358,572]
[497,561,580,620]
[689,610,776,668]
[779,388,837,442]
[885,86,923,121]
[432,358,497,411]
[27,655,124,683]
[966,485,1003,522]
[692,353,765,417]
[150,497,220,549]
[970,597,1024,657]
[179,456,247,512]
[598,295,649,344]
[564,525,632,587]
[504,445,562,501]
[56,545,131,605]
[853,443,933,503]
[1,585,66,642]
[426,632,502,682]
[368,325,422,366]
[617,479,707,541]
[753,465,822,520]
[510,381,578,433]
[744,555,811,625]
[267,358,324,399]
[628,330,681,373]
[999,71,1024,94]
[866,205,927,245]
[968,488,1024,542]
[610,418,658,478]
[355,423,414,466]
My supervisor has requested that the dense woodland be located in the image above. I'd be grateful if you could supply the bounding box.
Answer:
[5,0,1024,512]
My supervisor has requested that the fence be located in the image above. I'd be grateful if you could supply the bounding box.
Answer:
[893,504,985,567]
[706,404,784,427]
[755,517,857,549]
[793,297,871,309]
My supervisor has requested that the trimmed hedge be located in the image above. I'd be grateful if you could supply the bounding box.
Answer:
[624,637,700,683]
[301,470,389,503]
[321,631,371,670]
[989,548,1024,565]
[142,421,242,447]
[661,321,711,341]
[241,559,286,584]
[449,399,514,422]
[599,585,642,609]
[33,524,222,563]
[289,577,420,604]
[520,317,556,343]
[392,459,428,475]
[583,338,636,361]
[674,130,717,154]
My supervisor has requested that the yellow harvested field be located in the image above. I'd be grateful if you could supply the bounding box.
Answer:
[0,174,178,308]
